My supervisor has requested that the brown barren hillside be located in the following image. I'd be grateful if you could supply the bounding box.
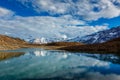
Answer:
[45,42,84,46]
[59,37,120,53]
[0,35,28,50]
[1,34,119,53]
[40,42,84,50]
[0,34,84,50]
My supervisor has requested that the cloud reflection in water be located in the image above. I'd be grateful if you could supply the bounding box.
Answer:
[0,48,119,80]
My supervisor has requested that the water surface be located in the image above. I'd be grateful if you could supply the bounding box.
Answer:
[0,48,120,80]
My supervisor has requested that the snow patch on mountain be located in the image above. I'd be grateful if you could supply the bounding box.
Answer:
[0,7,109,44]
[31,38,47,44]
[68,26,120,44]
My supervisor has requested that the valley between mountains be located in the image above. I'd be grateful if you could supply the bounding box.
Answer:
[0,30,120,54]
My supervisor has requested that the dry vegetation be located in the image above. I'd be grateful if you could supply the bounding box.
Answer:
[0,34,83,50]
[0,34,28,50]
[41,42,84,49]
[59,37,120,53]
[0,34,120,54]
[45,42,84,46]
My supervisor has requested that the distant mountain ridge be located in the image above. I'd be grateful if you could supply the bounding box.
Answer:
[0,34,120,53]
[60,37,120,53]
[67,26,120,44]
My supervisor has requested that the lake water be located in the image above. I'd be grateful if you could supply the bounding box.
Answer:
[0,48,120,80]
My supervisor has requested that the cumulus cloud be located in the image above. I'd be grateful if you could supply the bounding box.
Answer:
[0,7,14,18]
[35,0,68,14]
[0,7,109,41]
[17,0,120,21]
[83,0,120,20]
[111,0,120,8]
[0,16,108,40]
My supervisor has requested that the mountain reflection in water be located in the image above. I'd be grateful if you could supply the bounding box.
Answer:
[0,52,24,61]
[0,48,120,80]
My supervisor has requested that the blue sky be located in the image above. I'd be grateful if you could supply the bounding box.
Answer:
[0,0,120,28]
[0,0,120,40]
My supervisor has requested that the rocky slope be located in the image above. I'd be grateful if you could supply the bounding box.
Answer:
[0,35,28,50]
[68,26,120,44]
[60,37,120,53]
[0,34,83,50]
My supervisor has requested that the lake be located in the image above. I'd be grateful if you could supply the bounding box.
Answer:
[0,48,120,80]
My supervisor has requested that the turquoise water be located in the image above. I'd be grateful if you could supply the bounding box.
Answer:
[0,48,120,80]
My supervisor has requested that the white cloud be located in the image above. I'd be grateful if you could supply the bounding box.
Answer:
[0,16,108,41]
[32,0,69,14]
[0,7,108,41]
[17,0,120,21]
[111,0,120,8]
[83,0,120,20]
[74,0,120,20]
[0,7,14,18]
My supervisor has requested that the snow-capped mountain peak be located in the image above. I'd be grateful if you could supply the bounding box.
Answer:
[67,26,120,44]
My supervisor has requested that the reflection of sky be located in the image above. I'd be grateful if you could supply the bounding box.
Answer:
[0,49,120,80]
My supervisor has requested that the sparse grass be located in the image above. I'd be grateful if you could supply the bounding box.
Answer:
[45,42,84,46]
[59,37,120,53]
[0,34,28,50]
[0,34,120,54]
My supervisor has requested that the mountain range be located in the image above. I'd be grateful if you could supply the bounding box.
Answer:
[0,34,119,53]
[60,37,120,53]
[68,26,120,44]
[0,26,119,45]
